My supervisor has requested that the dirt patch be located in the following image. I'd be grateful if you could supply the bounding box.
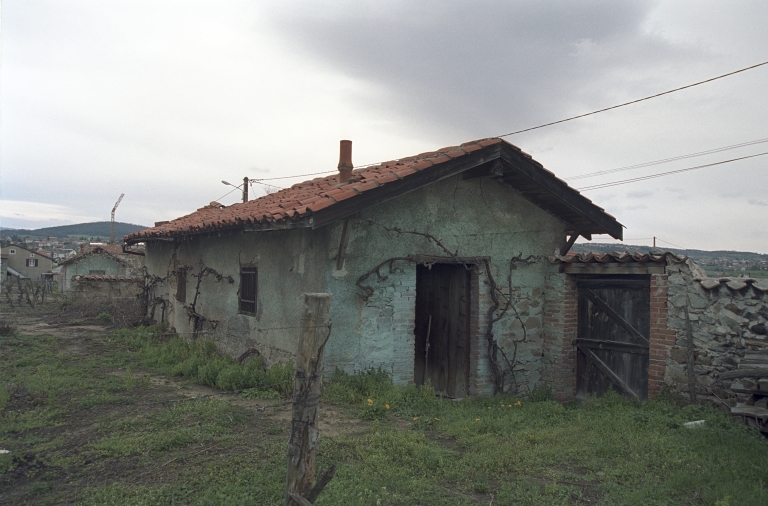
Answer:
[0,305,371,504]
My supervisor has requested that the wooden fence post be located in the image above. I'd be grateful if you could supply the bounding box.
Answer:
[285,293,335,506]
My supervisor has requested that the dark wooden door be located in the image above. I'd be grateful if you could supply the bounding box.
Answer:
[414,264,471,398]
[576,278,650,401]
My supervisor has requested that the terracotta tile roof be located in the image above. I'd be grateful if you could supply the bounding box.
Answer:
[73,275,139,282]
[126,137,623,242]
[59,245,128,266]
[549,251,688,264]
[697,277,768,291]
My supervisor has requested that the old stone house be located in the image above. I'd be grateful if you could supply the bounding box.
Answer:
[126,138,629,397]
[58,245,144,292]
[1,244,53,280]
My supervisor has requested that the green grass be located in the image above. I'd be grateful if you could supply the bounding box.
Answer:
[111,326,294,397]
[319,369,768,505]
[2,320,768,505]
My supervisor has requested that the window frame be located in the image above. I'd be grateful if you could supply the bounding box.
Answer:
[176,268,187,303]
[238,266,258,315]
[26,258,39,267]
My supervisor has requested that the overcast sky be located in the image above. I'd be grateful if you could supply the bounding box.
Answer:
[1,1,766,252]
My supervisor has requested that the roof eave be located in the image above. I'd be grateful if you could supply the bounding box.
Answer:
[499,143,624,240]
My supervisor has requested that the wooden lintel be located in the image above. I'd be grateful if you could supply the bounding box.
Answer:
[580,346,640,400]
[562,263,665,275]
[560,262,664,274]
[335,218,351,270]
[408,254,488,265]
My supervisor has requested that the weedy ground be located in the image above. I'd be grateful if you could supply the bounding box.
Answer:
[1,304,768,505]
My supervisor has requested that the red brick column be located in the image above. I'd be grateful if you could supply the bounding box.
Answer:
[542,274,578,401]
[648,273,674,398]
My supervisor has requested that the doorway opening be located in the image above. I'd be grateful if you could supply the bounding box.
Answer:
[414,263,471,398]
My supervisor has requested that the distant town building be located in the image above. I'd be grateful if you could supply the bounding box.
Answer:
[1,244,54,280]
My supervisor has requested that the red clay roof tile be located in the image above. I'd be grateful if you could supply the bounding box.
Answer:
[125,137,616,241]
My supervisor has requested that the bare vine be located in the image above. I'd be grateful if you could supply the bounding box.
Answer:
[355,220,542,394]
[185,265,234,334]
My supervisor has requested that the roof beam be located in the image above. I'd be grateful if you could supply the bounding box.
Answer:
[499,144,624,240]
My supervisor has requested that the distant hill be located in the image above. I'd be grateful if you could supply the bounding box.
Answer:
[2,221,149,240]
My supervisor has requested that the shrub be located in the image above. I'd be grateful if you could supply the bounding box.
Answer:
[526,383,554,402]
[0,317,17,336]
[98,312,115,324]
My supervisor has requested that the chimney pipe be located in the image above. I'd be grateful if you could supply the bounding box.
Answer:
[338,140,353,183]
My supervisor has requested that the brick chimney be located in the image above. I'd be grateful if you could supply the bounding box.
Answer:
[338,140,353,184]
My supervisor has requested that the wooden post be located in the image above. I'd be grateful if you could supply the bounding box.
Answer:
[285,293,333,506]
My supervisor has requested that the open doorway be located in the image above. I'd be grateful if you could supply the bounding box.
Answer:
[414,263,471,398]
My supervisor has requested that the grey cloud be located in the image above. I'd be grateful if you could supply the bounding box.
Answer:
[265,0,704,139]
[748,199,768,207]
[627,190,652,198]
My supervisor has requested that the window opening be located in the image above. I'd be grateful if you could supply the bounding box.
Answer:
[239,267,257,314]
[176,269,187,303]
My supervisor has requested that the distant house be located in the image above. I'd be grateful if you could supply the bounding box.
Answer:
[1,244,54,280]
[59,245,144,292]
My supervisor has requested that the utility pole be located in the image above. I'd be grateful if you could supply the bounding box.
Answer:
[653,236,656,248]
[243,176,249,203]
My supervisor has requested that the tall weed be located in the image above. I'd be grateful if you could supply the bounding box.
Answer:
[111,326,293,397]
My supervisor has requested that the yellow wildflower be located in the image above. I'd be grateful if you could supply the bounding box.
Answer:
[516,400,522,407]
[508,404,512,408]
[413,417,419,421]
[385,404,390,410]
[434,417,439,421]
[367,399,373,406]
[475,418,480,422]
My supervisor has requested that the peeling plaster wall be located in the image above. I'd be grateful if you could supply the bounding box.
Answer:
[142,173,569,395]
[323,174,566,394]
[144,228,325,367]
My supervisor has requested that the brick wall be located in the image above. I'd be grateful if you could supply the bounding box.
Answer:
[542,273,578,401]
[648,273,675,398]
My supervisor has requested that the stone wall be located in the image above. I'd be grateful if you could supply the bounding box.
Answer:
[663,259,768,406]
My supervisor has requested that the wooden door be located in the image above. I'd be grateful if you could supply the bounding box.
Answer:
[414,264,471,398]
[576,278,650,401]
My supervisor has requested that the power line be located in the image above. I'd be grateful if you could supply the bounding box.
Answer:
[566,137,768,181]
[577,151,768,191]
[251,171,336,182]
[656,237,683,249]
[214,187,240,202]
[497,60,768,138]
[211,61,768,201]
